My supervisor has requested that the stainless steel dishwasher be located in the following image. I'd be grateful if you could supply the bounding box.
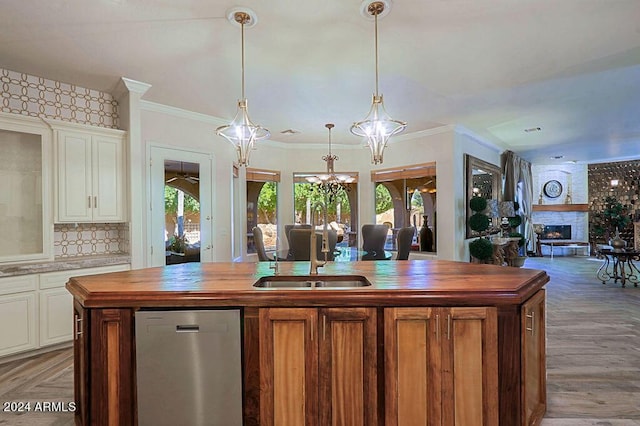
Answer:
[135,309,243,425]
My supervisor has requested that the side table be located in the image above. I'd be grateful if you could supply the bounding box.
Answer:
[596,249,640,288]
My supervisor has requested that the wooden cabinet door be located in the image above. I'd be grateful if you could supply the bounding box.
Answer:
[89,308,135,426]
[319,307,377,426]
[260,308,319,426]
[442,307,498,426]
[92,134,125,221]
[384,307,442,426]
[521,289,546,425]
[56,130,92,222]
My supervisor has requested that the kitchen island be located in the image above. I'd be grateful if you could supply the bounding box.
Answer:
[67,259,549,426]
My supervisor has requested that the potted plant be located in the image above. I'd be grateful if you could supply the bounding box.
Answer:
[468,196,493,263]
[504,200,527,267]
[591,196,631,251]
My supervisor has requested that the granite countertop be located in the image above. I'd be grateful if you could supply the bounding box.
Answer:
[0,254,131,278]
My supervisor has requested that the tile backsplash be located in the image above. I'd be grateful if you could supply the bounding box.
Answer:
[1,68,119,128]
[54,223,129,258]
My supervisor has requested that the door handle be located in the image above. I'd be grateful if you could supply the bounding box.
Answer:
[526,311,535,335]
[74,315,83,340]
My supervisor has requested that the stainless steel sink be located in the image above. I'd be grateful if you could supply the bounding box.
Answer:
[253,275,371,288]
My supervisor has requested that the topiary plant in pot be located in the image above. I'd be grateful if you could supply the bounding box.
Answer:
[468,196,493,263]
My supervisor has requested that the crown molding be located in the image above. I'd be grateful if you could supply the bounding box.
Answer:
[140,100,228,127]
[113,77,152,99]
[390,124,455,144]
[454,124,505,153]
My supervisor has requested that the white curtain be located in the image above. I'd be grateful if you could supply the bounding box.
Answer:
[501,151,534,253]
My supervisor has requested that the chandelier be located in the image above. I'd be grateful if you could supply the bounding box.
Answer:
[216,8,270,167]
[350,0,406,165]
[306,123,355,201]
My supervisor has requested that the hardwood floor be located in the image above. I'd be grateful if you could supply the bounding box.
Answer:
[0,347,74,425]
[0,256,638,425]
[531,256,640,425]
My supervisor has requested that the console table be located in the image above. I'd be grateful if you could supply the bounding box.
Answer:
[596,249,640,288]
[539,240,590,259]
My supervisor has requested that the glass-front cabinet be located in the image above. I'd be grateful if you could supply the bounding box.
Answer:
[0,112,53,263]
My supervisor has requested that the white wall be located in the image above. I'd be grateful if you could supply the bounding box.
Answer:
[532,163,589,252]
[454,128,503,261]
[137,103,502,263]
[140,106,237,263]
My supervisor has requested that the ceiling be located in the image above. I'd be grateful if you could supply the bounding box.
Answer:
[2,0,639,165]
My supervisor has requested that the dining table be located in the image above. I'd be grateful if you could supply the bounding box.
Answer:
[272,246,393,262]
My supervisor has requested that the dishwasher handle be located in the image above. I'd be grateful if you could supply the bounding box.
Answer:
[176,324,200,333]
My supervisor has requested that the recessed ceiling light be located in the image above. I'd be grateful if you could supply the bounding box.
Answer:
[280,129,300,135]
[550,155,564,160]
[524,127,541,133]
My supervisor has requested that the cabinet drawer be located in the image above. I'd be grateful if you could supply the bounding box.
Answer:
[0,275,38,295]
[40,264,130,289]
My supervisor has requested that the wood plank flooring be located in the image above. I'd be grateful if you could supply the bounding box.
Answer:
[0,256,638,425]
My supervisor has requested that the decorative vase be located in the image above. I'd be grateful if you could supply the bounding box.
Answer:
[419,215,433,252]
[610,229,626,252]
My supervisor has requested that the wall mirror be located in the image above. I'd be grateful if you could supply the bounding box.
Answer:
[465,154,501,238]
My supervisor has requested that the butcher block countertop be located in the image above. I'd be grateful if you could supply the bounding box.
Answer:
[67,259,549,308]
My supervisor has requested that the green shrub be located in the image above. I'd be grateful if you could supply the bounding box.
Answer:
[469,213,490,232]
[508,214,522,229]
[469,196,487,212]
[469,238,493,260]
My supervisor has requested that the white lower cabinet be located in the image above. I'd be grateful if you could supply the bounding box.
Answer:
[0,276,38,357]
[0,264,130,358]
[39,288,74,346]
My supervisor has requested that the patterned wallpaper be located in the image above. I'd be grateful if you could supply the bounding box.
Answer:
[588,160,640,246]
[54,223,129,258]
[0,68,119,128]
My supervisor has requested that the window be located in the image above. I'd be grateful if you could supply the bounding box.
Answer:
[372,163,436,252]
[293,173,359,248]
[164,160,201,264]
[247,168,280,253]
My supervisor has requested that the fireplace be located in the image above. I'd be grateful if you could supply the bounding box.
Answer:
[543,225,571,240]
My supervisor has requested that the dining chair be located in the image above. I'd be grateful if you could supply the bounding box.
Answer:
[361,224,390,257]
[289,228,339,261]
[252,226,270,262]
[395,227,415,260]
[289,229,312,261]
[285,224,312,257]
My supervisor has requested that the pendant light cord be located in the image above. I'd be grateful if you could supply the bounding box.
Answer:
[374,12,379,97]
[241,20,246,99]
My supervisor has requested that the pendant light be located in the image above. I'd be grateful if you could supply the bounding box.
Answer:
[306,124,355,201]
[216,8,269,166]
[350,0,406,165]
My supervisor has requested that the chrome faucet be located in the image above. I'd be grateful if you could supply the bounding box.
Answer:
[310,200,329,275]
[269,234,280,275]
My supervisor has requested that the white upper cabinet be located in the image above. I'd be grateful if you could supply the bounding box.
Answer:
[48,121,127,223]
[0,112,53,264]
